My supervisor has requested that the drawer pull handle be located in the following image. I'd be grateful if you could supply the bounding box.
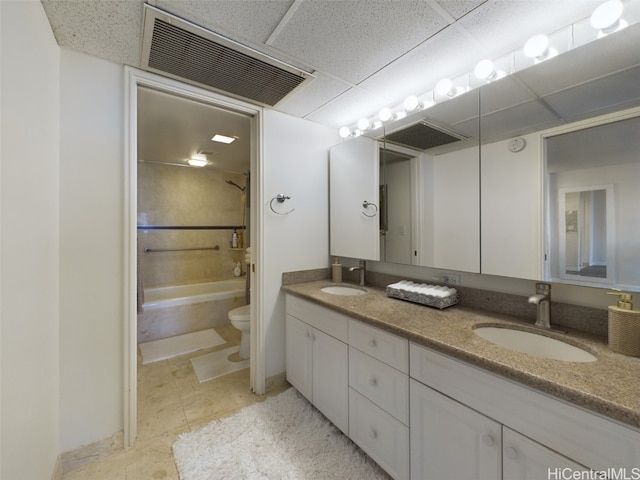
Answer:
[505,447,518,460]
[368,339,377,348]
[369,377,377,387]
[370,428,378,439]
[481,434,495,447]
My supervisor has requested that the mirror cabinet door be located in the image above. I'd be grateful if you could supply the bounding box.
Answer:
[329,136,380,261]
[545,114,640,288]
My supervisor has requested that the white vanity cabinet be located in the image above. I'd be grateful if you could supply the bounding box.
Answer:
[410,342,640,479]
[348,320,410,480]
[410,379,501,480]
[502,427,589,480]
[285,296,349,434]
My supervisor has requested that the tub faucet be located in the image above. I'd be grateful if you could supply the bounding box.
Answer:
[349,260,367,286]
[529,283,551,329]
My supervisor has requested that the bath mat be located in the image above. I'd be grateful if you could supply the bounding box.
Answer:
[190,346,249,383]
[139,329,225,364]
[173,388,388,480]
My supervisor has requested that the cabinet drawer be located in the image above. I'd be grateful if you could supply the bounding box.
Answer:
[349,320,408,373]
[349,388,409,480]
[286,295,348,342]
[349,347,408,424]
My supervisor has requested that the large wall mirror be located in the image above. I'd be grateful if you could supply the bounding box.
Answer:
[545,114,640,289]
[330,21,640,288]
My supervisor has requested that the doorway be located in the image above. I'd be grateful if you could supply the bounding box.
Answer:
[125,67,264,447]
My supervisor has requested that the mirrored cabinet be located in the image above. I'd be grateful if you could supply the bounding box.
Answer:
[329,22,640,289]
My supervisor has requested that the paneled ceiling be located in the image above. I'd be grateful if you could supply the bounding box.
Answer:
[42,0,636,170]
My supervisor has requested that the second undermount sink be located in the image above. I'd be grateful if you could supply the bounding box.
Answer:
[474,326,597,363]
[321,285,367,296]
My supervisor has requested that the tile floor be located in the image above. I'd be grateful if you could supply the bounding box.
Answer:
[62,325,289,479]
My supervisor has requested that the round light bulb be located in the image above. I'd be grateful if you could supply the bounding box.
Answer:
[357,117,370,131]
[403,95,421,111]
[474,59,495,80]
[339,126,351,138]
[435,78,454,97]
[524,34,550,59]
[378,107,393,122]
[591,0,624,31]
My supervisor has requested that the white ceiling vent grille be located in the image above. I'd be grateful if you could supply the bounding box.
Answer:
[141,5,313,106]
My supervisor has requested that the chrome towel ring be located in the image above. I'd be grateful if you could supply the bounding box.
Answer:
[362,200,378,217]
[270,194,295,215]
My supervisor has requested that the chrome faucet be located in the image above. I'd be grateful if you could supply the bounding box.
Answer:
[529,283,551,329]
[349,260,367,286]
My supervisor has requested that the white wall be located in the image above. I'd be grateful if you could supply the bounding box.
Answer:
[59,50,124,451]
[262,110,339,377]
[0,2,60,478]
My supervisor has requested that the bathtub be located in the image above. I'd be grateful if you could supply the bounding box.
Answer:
[138,278,247,343]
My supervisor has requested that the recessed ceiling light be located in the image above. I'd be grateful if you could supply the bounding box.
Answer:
[187,158,208,167]
[211,134,236,144]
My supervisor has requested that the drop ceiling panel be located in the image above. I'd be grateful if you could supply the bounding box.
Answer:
[305,87,385,128]
[275,74,352,119]
[269,1,450,84]
[41,0,143,66]
[480,100,562,142]
[543,66,640,122]
[434,0,486,20]
[359,27,484,107]
[155,0,292,45]
[458,1,600,58]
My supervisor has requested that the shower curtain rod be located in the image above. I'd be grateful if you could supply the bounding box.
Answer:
[137,225,246,230]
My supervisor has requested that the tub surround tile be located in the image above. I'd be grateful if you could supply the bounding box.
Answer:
[282,280,640,429]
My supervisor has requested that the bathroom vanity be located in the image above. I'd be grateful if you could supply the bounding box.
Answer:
[284,282,640,480]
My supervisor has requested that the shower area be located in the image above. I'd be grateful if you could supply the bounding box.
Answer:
[135,85,252,378]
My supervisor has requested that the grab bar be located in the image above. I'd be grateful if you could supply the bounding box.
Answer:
[137,225,245,231]
[144,245,220,253]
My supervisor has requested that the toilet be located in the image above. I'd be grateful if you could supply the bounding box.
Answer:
[228,304,250,359]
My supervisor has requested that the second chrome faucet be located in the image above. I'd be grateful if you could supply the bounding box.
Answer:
[349,260,367,286]
[529,282,551,329]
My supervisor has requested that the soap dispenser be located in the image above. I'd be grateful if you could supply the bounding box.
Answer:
[606,289,640,357]
[332,257,342,283]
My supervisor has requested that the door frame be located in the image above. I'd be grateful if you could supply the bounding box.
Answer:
[123,67,265,447]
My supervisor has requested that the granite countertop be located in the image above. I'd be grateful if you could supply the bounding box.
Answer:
[282,280,640,430]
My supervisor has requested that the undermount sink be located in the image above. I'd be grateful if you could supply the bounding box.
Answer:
[321,285,367,296]
[473,326,597,363]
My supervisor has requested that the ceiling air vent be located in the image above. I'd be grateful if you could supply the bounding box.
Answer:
[140,5,313,106]
[385,121,465,151]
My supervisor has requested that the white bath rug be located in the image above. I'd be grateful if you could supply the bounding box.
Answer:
[172,388,389,480]
[139,329,225,364]
[190,346,249,383]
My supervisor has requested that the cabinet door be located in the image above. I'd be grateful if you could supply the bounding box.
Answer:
[285,315,313,401]
[503,428,588,480]
[329,136,380,260]
[312,328,349,434]
[410,379,501,480]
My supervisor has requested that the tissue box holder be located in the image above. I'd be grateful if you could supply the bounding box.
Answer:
[386,285,459,310]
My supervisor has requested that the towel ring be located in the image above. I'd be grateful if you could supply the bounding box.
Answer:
[270,194,295,215]
[362,200,378,217]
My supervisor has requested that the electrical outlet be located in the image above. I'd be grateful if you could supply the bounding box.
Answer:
[441,272,461,286]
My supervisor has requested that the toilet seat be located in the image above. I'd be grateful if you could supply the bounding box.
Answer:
[229,304,250,322]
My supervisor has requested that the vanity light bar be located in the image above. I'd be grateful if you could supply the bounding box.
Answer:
[338,0,640,139]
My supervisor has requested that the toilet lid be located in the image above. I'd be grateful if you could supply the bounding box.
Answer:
[229,304,251,321]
